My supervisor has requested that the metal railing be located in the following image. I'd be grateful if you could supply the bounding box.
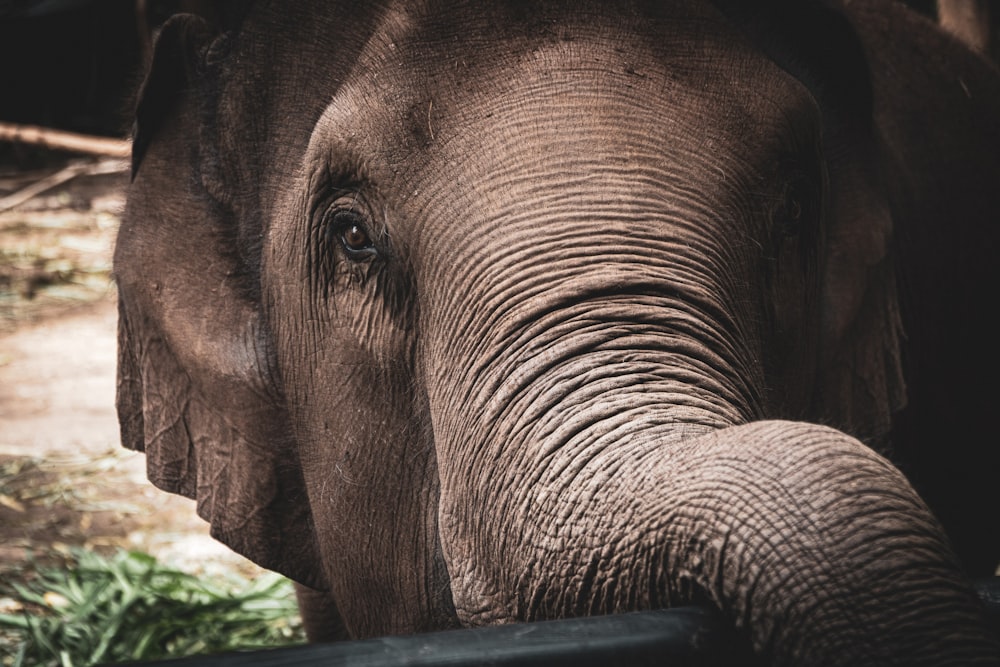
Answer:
[115,607,746,666]
[116,579,1000,666]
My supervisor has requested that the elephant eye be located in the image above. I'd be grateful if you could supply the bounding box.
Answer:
[342,223,370,251]
[775,176,817,239]
[328,210,377,260]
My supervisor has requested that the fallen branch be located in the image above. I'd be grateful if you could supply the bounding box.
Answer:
[0,122,130,158]
[0,159,127,213]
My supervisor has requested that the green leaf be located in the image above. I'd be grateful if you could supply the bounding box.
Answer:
[2,548,305,666]
[0,613,31,629]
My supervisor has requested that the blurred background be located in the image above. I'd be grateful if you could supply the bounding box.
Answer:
[0,2,304,665]
[0,0,995,665]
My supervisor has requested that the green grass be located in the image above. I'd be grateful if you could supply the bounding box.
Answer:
[0,549,305,666]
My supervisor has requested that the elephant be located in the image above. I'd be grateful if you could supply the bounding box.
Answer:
[937,0,995,58]
[114,0,1000,664]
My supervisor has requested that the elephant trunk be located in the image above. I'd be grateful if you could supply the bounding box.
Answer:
[418,192,996,661]
[438,419,996,664]
[648,422,996,665]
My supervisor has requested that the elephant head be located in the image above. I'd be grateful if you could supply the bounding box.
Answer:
[115,0,1000,663]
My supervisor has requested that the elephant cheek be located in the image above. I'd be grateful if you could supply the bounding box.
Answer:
[272,328,456,634]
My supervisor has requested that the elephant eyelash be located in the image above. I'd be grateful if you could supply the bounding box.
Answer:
[304,161,396,297]
[308,197,391,296]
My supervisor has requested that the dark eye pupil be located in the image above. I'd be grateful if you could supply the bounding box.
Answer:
[342,224,370,250]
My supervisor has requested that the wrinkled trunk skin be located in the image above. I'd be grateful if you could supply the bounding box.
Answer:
[403,99,998,660]
[418,293,994,662]
[435,403,995,665]
[412,202,998,663]
[398,37,999,659]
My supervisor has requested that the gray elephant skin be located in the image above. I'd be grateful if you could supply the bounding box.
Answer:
[114,0,1000,664]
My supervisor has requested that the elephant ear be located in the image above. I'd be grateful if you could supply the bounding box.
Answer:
[716,0,906,448]
[117,14,328,589]
[130,14,210,179]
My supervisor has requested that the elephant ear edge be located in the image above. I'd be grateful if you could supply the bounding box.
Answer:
[804,0,908,448]
[131,14,213,179]
[715,0,907,448]
[117,13,329,590]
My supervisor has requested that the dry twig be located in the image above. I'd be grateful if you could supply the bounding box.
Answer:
[0,122,130,158]
[0,159,126,213]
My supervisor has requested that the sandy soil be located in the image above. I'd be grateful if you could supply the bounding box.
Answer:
[0,157,264,588]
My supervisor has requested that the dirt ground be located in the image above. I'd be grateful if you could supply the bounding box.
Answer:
[0,154,265,594]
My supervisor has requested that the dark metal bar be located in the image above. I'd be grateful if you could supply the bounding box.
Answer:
[112,579,1000,666]
[114,607,748,667]
[976,577,1000,631]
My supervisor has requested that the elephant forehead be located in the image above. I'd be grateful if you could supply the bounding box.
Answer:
[311,0,817,191]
